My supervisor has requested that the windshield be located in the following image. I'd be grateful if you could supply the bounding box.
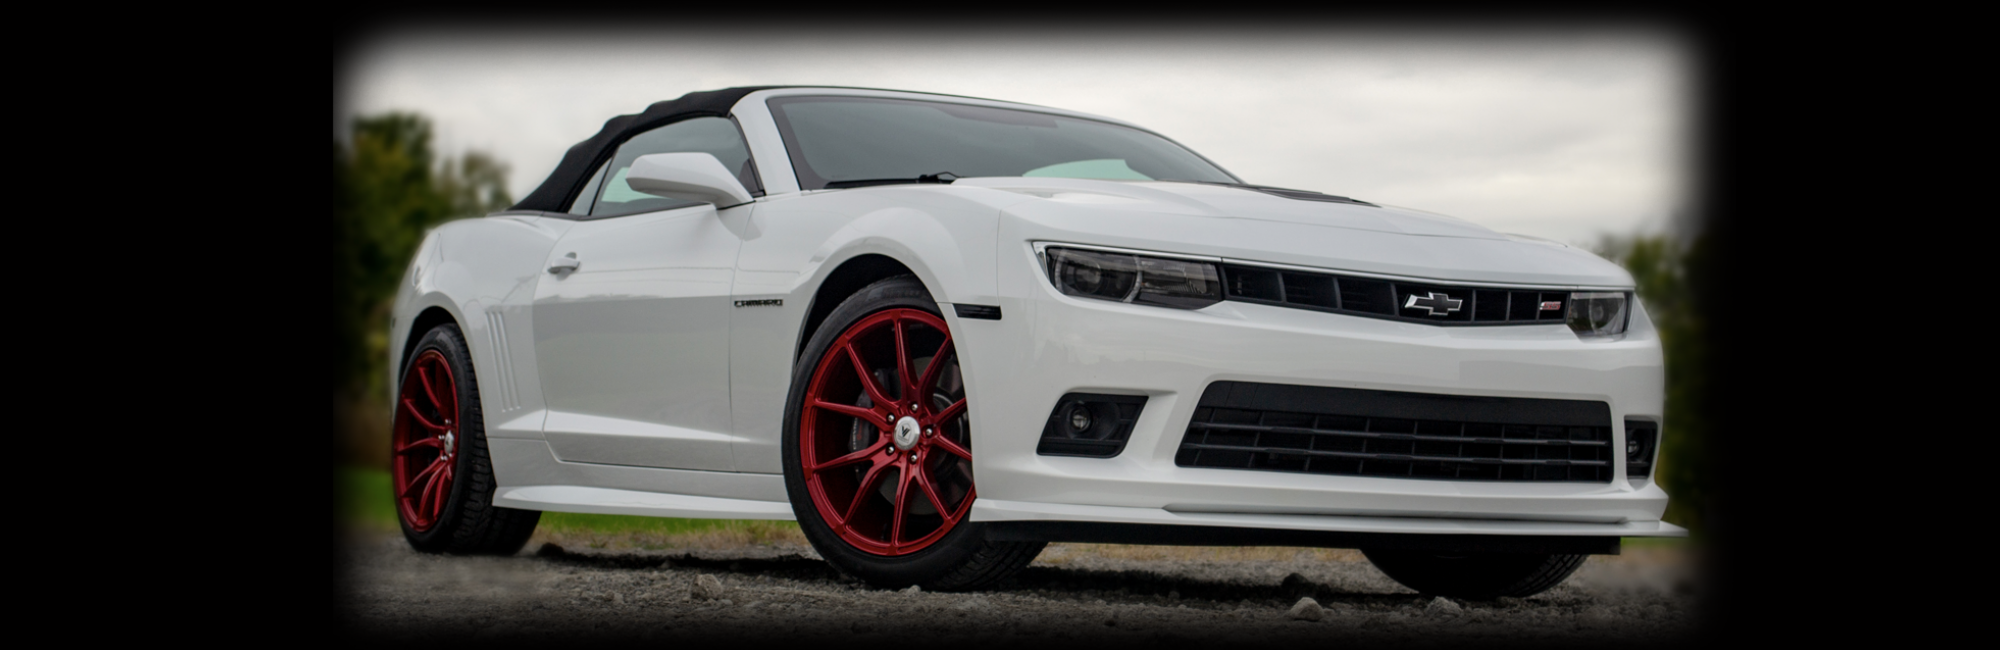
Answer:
[767,96,1240,190]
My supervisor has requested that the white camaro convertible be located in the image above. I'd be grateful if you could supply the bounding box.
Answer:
[387,86,1683,598]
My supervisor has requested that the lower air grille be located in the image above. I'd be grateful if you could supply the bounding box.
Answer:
[1175,382,1614,483]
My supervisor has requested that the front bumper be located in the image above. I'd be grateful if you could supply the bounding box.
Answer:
[946,240,1677,537]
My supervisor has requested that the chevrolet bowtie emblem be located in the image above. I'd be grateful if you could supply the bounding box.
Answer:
[1404,292,1463,316]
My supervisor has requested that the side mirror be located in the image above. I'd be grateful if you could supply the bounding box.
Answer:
[626,152,754,207]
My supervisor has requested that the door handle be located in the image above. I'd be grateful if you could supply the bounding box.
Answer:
[548,254,580,274]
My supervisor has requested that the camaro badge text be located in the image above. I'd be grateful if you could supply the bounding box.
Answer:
[1404,292,1463,316]
[734,299,783,308]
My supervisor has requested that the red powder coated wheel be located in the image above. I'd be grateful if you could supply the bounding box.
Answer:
[393,349,460,532]
[392,323,541,554]
[800,307,973,555]
[783,276,1042,590]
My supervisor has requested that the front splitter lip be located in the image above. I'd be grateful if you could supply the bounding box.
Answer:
[970,499,1688,537]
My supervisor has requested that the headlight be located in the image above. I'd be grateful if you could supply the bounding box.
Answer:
[1044,247,1222,309]
[1566,292,1629,337]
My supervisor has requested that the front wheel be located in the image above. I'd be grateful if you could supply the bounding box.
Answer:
[781,275,1042,590]
[1362,548,1588,599]
[392,323,541,554]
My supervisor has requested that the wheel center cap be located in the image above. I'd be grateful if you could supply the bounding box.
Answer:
[893,416,921,450]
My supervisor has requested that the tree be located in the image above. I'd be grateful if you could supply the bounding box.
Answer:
[333,112,511,463]
[1594,231,1712,535]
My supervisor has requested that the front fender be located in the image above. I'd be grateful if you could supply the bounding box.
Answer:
[388,215,570,439]
[774,187,1027,306]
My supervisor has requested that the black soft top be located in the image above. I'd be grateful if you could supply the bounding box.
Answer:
[511,86,781,212]
[512,86,1065,212]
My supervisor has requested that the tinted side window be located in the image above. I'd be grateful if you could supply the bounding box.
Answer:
[568,161,608,215]
[590,117,761,218]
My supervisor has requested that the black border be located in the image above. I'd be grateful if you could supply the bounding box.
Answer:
[325,10,1759,645]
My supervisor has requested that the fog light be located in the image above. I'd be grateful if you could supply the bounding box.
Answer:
[1067,403,1093,433]
[1038,393,1148,458]
[1624,419,1658,481]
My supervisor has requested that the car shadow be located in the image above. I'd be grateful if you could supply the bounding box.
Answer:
[527,544,1427,608]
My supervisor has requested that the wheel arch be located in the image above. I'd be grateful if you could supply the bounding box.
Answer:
[400,305,461,378]
[795,253,917,362]
[785,199,1002,362]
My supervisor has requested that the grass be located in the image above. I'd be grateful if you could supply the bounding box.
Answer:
[340,465,804,549]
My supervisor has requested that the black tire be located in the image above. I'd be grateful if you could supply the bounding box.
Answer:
[781,275,1043,590]
[394,323,542,555]
[1361,548,1588,599]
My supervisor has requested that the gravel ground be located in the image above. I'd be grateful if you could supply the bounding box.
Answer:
[341,529,1702,647]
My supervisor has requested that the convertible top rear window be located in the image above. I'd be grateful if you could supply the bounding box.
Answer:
[768,96,1239,190]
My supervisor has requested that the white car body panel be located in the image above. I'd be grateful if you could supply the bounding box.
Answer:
[726,186,1026,473]
[488,438,791,518]
[390,87,1682,540]
[531,203,748,471]
[391,215,572,442]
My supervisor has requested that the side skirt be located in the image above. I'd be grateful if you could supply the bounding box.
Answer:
[983,521,1620,555]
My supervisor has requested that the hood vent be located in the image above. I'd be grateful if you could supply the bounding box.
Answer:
[1244,186,1378,207]
[1190,181,1378,207]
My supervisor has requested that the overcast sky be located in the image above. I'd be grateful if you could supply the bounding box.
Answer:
[337,22,1693,246]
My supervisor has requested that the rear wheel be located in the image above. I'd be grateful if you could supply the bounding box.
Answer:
[1362,549,1587,599]
[392,323,541,554]
[782,275,1042,590]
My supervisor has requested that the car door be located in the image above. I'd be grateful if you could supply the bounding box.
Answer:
[532,116,762,471]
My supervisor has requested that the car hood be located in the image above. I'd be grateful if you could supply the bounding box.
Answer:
[946,177,1632,288]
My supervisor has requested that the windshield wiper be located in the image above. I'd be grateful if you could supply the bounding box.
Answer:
[822,172,961,189]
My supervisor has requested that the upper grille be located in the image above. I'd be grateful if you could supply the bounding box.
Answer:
[1221,264,1583,326]
[1175,382,1614,483]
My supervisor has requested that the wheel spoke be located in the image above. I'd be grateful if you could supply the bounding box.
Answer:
[417,463,441,519]
[889,458,912,548]
[950,484,975,520]
[915,333,953,402]
[813,439,889,473]
[894,318,915,405]
[428,465,449,521]
[416,365,446,414]
[915,462,954,525]
[401,458,446,498]
[435,463,453,520]
[842,458,891,525]
[395,436,443,455]
[431,363,457,419]
[812,400,889,431]
[844,344,897,410]
[400,398,449,432]
[931,433,972,460]
[931,398,967,427]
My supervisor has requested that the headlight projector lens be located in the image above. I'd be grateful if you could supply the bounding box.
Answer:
[1046,247,1221,310]
[1566,292,1629,338]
